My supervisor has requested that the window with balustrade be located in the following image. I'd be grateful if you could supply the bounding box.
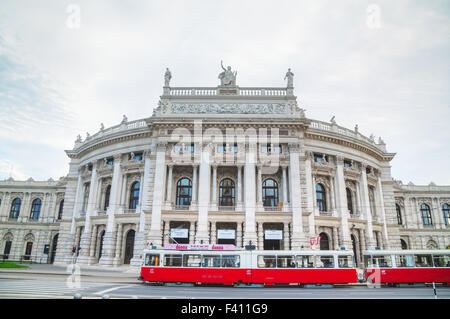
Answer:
[9,198,21,219]
[30,198,41,220]
[442,203,450,226]
[396,204,403,225]
[176,178,192,207]
[420,204,432,226]
[315,183,327,212]
[129,181,140,209]
[262,179,279,207]
[219,178,235,207]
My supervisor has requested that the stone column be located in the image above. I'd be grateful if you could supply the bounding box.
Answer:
[236,165,243,211]
[78,162,99,264]
[330,177,336,214]
[312,175,318,216]
[210,222,216,244]
[360,164,375,249]
[0,193,11,221]
[191,164,198,209]
[288,143,304,249]
[376,175,390,248]
[113,223,123,266]
[163,221,170,245]
[195,143,211,243]
[100,155,122,266]
[282,165,288,210]
[335,156,352,249]
[256,164,263,209]
[148,142,167,246]
[283,223,290,250]
[355,181,362,215]
[332,227,339,249]
[257,222,264,250]
[211,165,218,210]
[165,164,173,206]
[236,222,243,248]
[243,143,257,246]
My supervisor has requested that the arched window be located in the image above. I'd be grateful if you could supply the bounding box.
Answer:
[262,179,279,207]
[319,232,329,250]
[400,239,408,250]
[129,182,140,209]
[9,198,21,219]
[176,178,192,206]
[346,188,353,214]
[104,185,111,210]
[219,179,235,207]
[57,200,64,220]
[420,204,432,226]
[315,184,327,212]
[396,204,403,225]
[30,199,41,220]
[443,203,450,226]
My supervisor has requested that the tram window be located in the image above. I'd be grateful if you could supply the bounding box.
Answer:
[145,254,160,266]
[432,255,450,267]
[276,255,295,268]
[368,256,392,268]
[183,254,201,267]
[164,254,182,267]
[395,255,414,267]
[338,256,353,268]
[258,255,276,268]
[221,255,240,268]
[414,255,432,267]
[296,255,314,268]
[202,255,221,267]
[316,256,334,268]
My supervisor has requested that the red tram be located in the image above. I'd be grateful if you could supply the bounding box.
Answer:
[363,250,450,285]
[139,244,357,286]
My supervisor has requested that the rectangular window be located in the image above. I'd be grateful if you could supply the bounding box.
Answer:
[221,255,240,268]
[276,255,295,268]
[366,255,392,268]
[344,160,352,168]
[395,255,414,267]
[257,255,276,268]
[316,256,334,268]
[296,255,315,268]
[314,154,327,162]
[145,254,160,266]
[163,254,182,267]
[202,255,221,267]
[414,255,432,267]
[183,254,201,267]
[432,255,450,267]
[338,256,353,268]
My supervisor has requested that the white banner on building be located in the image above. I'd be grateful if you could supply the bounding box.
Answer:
[170,228,189,239]
[264,230,283,240]
[217,229,235,239]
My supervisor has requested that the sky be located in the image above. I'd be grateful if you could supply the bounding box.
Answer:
[0,0,449,185]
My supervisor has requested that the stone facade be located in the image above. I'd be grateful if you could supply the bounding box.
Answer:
[0,68,449,268]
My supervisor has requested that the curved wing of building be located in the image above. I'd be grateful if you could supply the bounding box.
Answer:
[0,68,449,267]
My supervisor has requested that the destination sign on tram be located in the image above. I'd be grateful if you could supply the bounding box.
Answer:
[162,244,236,251]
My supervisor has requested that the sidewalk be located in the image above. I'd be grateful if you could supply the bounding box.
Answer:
[0,263,140,281]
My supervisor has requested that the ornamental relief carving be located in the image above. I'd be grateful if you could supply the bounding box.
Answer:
[170,103,287,114]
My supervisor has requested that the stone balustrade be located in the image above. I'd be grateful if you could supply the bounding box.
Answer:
[164,87,289,97]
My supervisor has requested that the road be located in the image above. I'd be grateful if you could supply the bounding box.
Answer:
[0,275,448,299]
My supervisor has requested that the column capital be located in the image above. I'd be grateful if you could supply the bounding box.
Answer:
[156,142,167,151]
[288,142,301,153]
[336,155,345,165]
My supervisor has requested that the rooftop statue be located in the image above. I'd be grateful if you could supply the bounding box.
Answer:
[164,68,172,87]
[284,68,294,87]
[218,60,237,86]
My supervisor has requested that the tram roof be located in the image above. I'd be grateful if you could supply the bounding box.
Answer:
[363,249,450,256]
[143,248,355,255]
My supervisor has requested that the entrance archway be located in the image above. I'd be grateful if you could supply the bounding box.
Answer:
[351,234,358,266]
[124,230,135,264]
[98,231,105,261]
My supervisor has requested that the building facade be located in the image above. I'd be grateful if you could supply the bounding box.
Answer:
[1,66,449,267]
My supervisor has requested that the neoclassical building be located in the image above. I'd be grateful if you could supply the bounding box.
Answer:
[0,66,449,267]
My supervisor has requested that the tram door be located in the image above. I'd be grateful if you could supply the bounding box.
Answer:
[124,230,135,264]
